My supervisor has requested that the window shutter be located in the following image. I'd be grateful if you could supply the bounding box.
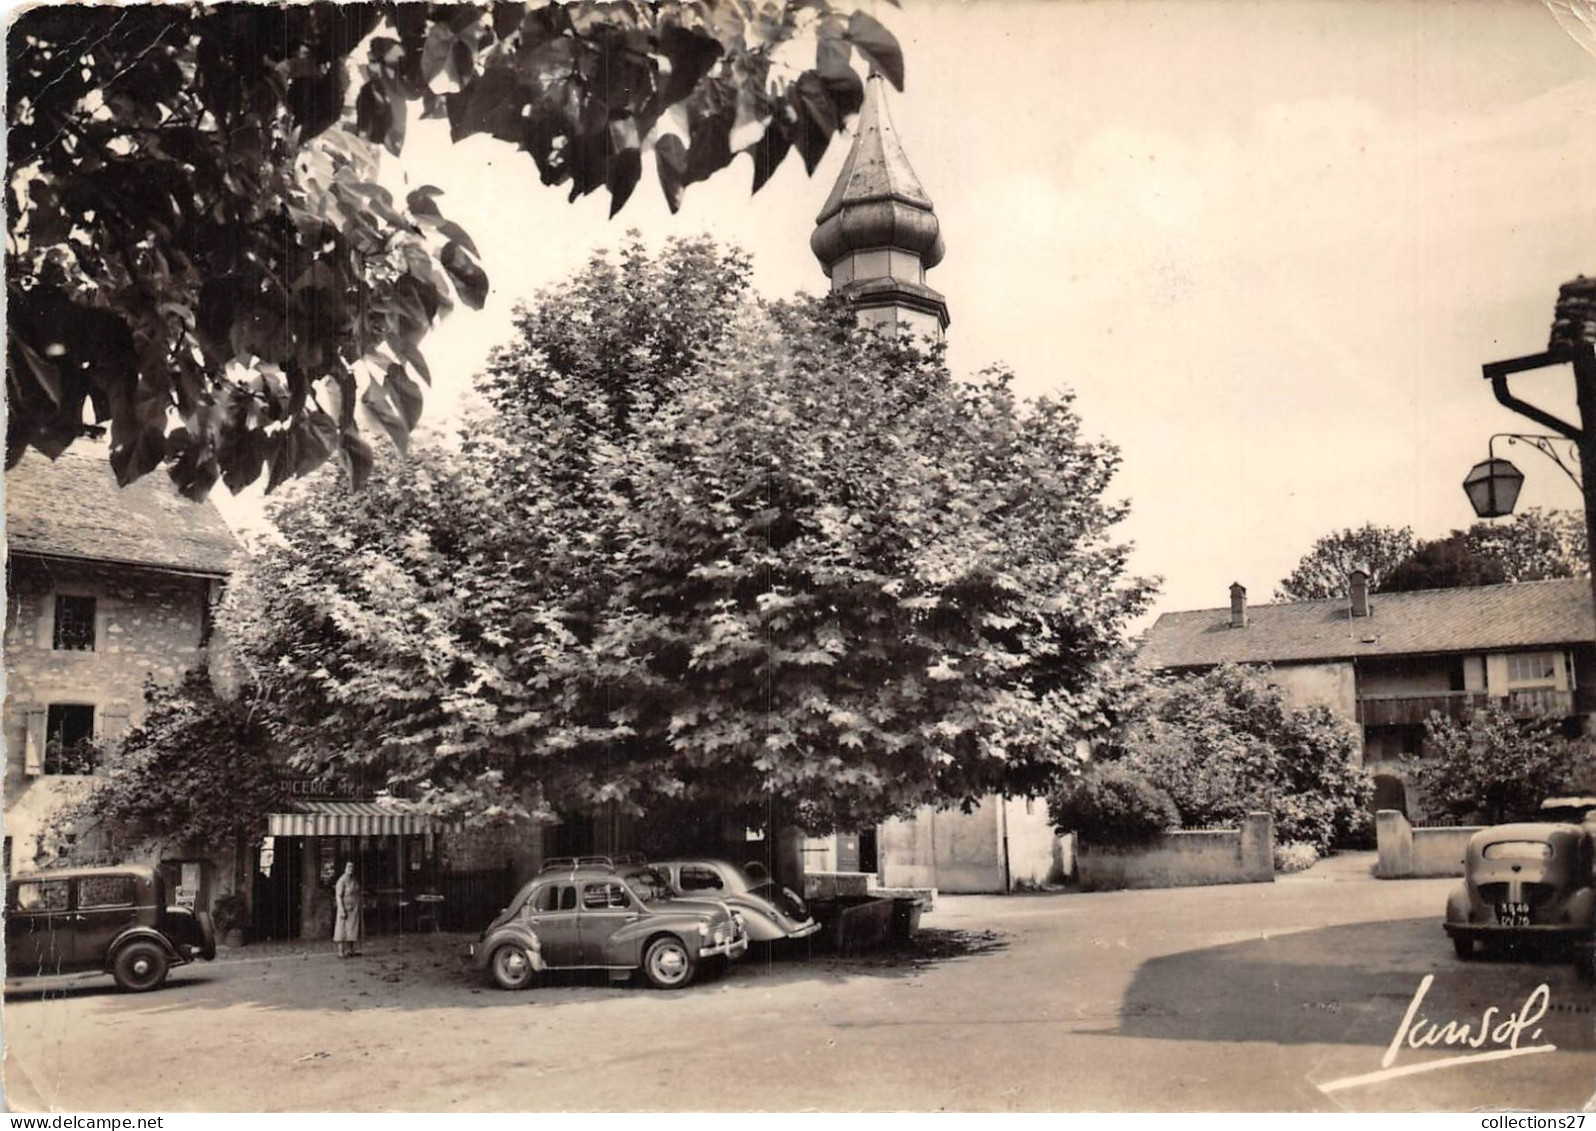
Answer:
[23,710,45,776]
[100,708,130,746]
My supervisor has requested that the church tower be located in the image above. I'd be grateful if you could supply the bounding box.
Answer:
[810,73,948,338]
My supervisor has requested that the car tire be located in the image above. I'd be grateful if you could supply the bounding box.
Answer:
[1452,935,1475,960]
[112,941,170,992]
[489,945,537,991]
[642,935,696,990]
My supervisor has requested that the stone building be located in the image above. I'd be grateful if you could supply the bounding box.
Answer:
[3,445,237,876]
[1137,571,1596,816]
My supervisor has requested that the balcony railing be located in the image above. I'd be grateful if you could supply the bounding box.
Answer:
[1506,688,1575,717]
[1356,691,1488,727]
[1357,688,1577,726]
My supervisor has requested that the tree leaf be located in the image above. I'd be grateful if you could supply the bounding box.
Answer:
[846,11,904,90]
[440,241,489,309]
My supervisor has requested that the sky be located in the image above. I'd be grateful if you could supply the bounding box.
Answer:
[217,0,1596,624]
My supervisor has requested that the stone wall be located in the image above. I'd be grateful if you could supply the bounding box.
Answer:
[1375,809,1478,878]
[1075,813,1275,891]
[4,557,220,871]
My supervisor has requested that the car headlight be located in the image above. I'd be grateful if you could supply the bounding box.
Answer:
[732,911,746,933]
[699,921,710,937]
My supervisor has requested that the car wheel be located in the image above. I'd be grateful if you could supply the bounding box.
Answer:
[112,941,170,992]
[1452,935,1475,961]
[489,945,537,991]
[642,935,696,990]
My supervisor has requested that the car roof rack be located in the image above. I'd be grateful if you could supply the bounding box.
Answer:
[538,852,648,873]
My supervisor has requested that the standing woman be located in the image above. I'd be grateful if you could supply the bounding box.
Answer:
[334,861,363,958]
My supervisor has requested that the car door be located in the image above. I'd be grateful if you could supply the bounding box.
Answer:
[524,882,581,966]
[576,881,638,965]
[73,874,141,966]
[6,878,72,977]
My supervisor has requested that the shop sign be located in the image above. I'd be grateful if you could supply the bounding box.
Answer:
[280,776,370,801]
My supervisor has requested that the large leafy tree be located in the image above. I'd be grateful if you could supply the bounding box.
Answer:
[1415,705,1594,825]
[224,239,1154,831]
[1110,664,1372,852]
[1381,509,1587,592]
[1274,523,1417,602]
[7,1,903,498]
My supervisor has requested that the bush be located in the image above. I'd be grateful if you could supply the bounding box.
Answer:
[1047,765,1180,848]
[1274,841,1320,874]
[1115,665,1373,854]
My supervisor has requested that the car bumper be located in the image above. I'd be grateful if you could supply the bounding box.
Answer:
[700,936,748,960]
[788,921,822,940]
[1445,922,1593,942]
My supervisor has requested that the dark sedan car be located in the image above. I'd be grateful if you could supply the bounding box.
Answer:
[4,864,216,992]
[1445,817,1595,958]
[650,859,820,943]
[469,860,747,990]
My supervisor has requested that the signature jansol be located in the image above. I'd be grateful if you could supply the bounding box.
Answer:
[1383,973,1554,1068]
[1319,973,1557,1094]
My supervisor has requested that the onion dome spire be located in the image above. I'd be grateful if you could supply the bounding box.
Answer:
[810,73,948,337]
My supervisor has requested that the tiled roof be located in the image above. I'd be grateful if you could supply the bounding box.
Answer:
[1138,578,1594,670]
[6,445,238,576]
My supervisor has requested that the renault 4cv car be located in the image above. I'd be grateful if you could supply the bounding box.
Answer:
[469,858,747,990]
[1445,803,1596,959]
[650,859,821,943]
[4,864,216,992]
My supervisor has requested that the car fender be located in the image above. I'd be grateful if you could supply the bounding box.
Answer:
[478,924,544,970]
[1444,885,1471,925]
[731,904,787,943]
[611,913,702,965]
[105,926,182,971]
[1563,886,1596,926]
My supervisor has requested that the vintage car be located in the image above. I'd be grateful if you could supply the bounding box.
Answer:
[650,859,821,943]
[1445,805,1596,959]
[468,858,747,990]
[4,864,216,992]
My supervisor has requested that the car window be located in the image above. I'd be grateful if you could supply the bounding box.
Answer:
[679,865,725,892]
[79,875,137,909]
[623,870,672,904]
[581,883,630,910]
[1483,841,1554,861]
[532,884,576,913]
[14,880,69,912]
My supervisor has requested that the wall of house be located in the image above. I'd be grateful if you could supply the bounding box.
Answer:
[1075,813,1274,891]
[4,558,219,872]
[1003,796,1063,888]
[1356,660,1457,696]
[1272,662,1357,720]
[876,797,1064,893]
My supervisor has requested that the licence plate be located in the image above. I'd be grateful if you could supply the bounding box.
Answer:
[1495,901,1532,927]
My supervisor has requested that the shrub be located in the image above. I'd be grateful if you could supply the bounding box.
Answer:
[1274,841,1320,874]
[1114,665,1373,853]
[1047,764,1180,847]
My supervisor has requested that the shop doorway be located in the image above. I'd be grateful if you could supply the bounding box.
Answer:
[252,836,303,941]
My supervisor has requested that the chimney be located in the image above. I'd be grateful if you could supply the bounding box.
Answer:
[1229,582,1247,629]
[1350,567,1370,618]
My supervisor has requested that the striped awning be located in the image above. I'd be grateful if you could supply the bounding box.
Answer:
[267,801,443,838]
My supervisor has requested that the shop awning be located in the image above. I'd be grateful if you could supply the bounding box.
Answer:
[267,801,444,838]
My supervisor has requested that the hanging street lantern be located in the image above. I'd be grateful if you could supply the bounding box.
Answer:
[1461,456,1525,519]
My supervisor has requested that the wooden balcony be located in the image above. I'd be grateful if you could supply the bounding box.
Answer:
[1357,689,1578,727]
[1356,691,1488,727]
[1506,688,1576,717]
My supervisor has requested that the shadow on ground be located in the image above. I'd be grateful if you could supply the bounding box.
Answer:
[1094,916,1595,1051]
[4,927,1009,1014]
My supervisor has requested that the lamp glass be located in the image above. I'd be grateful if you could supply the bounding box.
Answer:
[1462,458,1525,519]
